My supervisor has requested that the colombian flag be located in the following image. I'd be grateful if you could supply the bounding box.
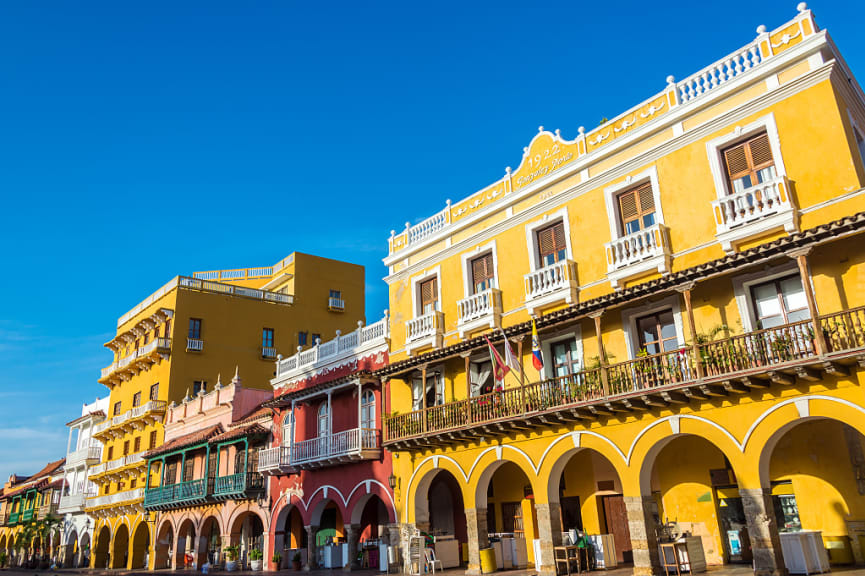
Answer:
[531,318,544,371]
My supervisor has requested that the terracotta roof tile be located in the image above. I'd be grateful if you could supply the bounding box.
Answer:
[144,424,224,459]
[212,423,269,444]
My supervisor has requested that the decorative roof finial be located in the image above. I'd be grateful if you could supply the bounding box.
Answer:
[214,373,222,390]
[756,24,767,34]
[183,388,191,403]
[666,75,676,85]
[797,2,807,13]
[231,366,241,386]
[538,125,544,132]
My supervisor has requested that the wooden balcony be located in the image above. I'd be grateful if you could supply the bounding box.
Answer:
[384,306,865,449]
[212,472,264,500]
[144,478,210,510]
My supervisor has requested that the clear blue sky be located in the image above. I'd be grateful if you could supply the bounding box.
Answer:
[0,0,860,481]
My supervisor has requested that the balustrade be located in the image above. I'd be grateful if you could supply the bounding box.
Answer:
[713,177,792,233]
[290,428,381,467]
[524,260,576,301]
[677,41,763,104]
[605,224,669,272]
[457,288,502,325]
[405,311,444,343]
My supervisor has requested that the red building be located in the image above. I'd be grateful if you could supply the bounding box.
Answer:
[260,316,394,570]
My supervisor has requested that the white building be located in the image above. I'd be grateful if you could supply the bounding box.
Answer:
[58,397,108,567]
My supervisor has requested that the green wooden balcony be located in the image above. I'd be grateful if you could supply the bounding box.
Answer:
[143,478,209,511]
[212,472,264,500]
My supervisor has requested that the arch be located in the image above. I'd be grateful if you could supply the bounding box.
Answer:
[199,515,223,567]
[110,523,129,569]
[77,531,90,569]
[64,529,78,567]
[154,518,174,570]
[271,501,304,568]
[93,525,110,569]
[347,480,397,525]
[404,455,469,523]
[469,448,540,509]
[229,510,266,569]
[352,493,390,542]
[414,468,467,546]
[175,517,197,569]
[130,522,150,569]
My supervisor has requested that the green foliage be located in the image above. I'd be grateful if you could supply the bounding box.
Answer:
[223,545,239,560]
[249,548,264,561]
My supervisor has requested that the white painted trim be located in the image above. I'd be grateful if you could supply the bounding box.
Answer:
[410,265,442,317]
[624,414,743,465]
[602,165,664,241]
[619,294,686,359]
[705,112,787,201]
[535,431,627,473]
[460,240,499,299]
[524,207,573,271]
[741,394,865,449]
[731,262,801,332]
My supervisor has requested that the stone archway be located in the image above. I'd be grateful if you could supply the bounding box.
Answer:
[110,523,129,569]
[272,504,304,569]
[78,532,90,568]
[131,522,150,569]
[198,515,222,567]
[154,520,174,570]
[229,511,266,569]
[175,518,196,569]
[64,529,78,568]
[93,525,110,569]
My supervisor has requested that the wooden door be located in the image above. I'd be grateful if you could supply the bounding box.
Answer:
[602,495,632,563]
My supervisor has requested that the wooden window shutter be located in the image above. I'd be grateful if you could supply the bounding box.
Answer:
[471,253,494,286]
[723,131,775,189]
[749,133,773,166]
[618,182,655,232]
[537,221,566,262]
[724,144,750,179]
[637,182,654,212]
[420,277,437,310]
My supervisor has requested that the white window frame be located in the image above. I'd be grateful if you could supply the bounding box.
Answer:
[524,207,574,271]
[620,295,686,359]
[847,109,865,176]
[603,165,665,241]
[732,262,813,333]
[317,402,330,437]
[360,389,376,429]
[541,326,584,381]
[282,410,295,447]
[410,265,442,317]
[460,240,499,298]
[705,112,788,200]
[411,366,445,409]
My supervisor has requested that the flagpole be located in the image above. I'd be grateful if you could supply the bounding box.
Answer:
[516,335,527,414]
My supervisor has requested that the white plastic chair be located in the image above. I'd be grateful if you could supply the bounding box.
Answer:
[424,548,443,574]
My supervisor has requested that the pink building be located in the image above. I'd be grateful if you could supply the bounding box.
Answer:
[260,317,394,571]
[143,370,273,570]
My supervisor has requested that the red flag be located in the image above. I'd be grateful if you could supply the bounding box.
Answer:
[484,335,510,386]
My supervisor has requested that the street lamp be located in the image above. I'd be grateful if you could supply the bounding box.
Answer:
[387,474,398,490]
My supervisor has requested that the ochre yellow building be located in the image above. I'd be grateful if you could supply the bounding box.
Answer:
[380,7,865,576]
[85,252,365,569]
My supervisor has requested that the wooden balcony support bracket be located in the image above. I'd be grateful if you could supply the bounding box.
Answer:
[794,366,821,381]
[660,391,688,405]
[622,398,650,411]
[723,379,750,394]
[823,361,850,376]
[766,371,795,386]
[788,247,827,356]
[699,384,729,397]
[640,394,668,407]
[739,376,769,389]
[683,387,710,401]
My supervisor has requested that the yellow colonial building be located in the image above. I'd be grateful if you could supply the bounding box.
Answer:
[85,252,365,569]
[380,6,865,576]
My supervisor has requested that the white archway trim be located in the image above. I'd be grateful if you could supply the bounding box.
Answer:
[272,479,395,520]
[626,414,743,464]
[741,394,865,450]
[403,455,469,523]
[536,431,627,472]
[466,444,539,479]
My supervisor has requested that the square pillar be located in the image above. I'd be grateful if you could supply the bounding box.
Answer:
[740,488,788,576]
[535,501,563,576]
[625,495,661,576]
[465,506,488,575]
[304,525,317,571]
[344,523,360,570]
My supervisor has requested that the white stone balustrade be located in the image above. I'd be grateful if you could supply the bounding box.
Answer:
[186,338,204,352]
[86,488,143,508]
[677,42,763,104]
[406,311,445,344]
[290,428,380,468]
[524,260,577,301]
[712,177,793,233]
[605,224,669,272]
[66,445,102,467]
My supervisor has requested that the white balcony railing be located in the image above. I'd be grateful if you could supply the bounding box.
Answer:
[129,400,167,420]
[605,223,669,272]
[290,428,381,468]
[187,338,204,352]
[457,288,502,324]
[712,177,793,234]
[86,488,144,509]
[524,260,577,301]
[328,297,345,311]
[274,315,390,378]
[90,452,145,476]
[261,346,277,359]
[406,311,445,344]
[258,446,293,474]
[66,446,102,467]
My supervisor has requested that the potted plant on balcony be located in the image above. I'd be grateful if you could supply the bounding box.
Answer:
[249,548,264,571]
[292,551,302,570]
[223,545,239,572]
[272,551,282,570]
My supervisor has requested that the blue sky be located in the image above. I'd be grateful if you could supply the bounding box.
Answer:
[0,0,860,481]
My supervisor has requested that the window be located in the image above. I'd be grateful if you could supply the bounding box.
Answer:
[188,318,202,340]
[143,332,149,345]
[107,446,114,461]
[617,182,656,235]
[470,253,495,294]
[470,359,494,397]
[262,328,274,349]
[132,392,141,408]
[113,401,122,416]
[130,478,137,489]
[360,390,376,429]
[722,131,776,194]
[318,402,330,437]
[537,221,567,266]
[104,484,110,495]
[412,371,444,409]
[551,339,581,378]
[329,289,341,299]
[133,437,141,453]
[750,275,810,329]
[183,458,194,482]
[149,430,158,449]
[636,310,679,355]
[150,383,160,401]
[123,440,130,456]
[420,277,438,314]
[282,410,295,447]
[163,319,171,338]
[298,331,308,347]
[193,380,207,396]
[501,502,524,534]
[311,333,321,345]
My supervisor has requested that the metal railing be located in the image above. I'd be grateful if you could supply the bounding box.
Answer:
[291,428,380,467]
[385,306,863,442]
[213,472,263,496]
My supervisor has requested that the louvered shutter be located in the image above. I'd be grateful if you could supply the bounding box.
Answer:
[420,277,437,312]
[723,131,776,192]
[471,253,494,292]
[637,182,655,212]
[749,133,773,167]
[724,144,750,179]
[537,222,566,263]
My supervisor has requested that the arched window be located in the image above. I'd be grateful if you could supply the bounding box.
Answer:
[318,402,330,437]
[360,390,375,429]
[282,410,295,446]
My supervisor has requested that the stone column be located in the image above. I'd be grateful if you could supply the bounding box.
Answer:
[304,525,317,571]
[740,488,788,576]
[465,506,488,575]
[535,501,563,576]
[625,495,661,576]
[344,524,360,570]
